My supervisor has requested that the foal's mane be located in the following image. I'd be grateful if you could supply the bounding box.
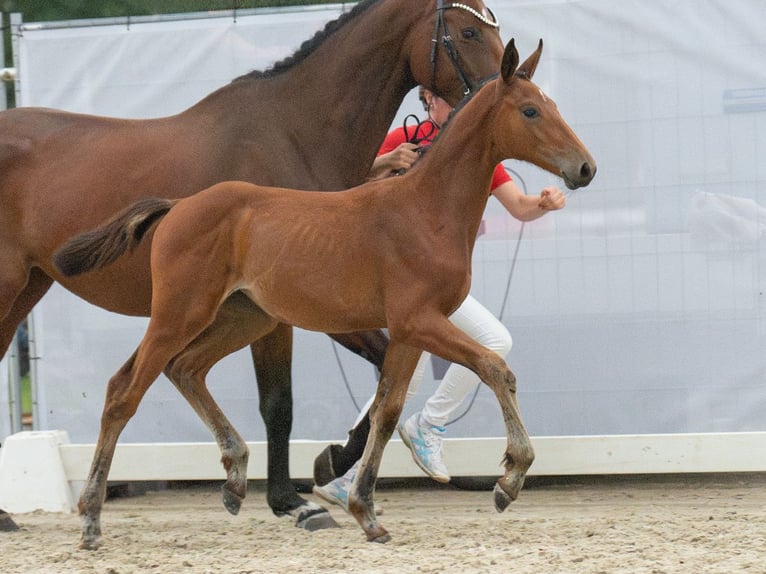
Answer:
[414,86,480,155]
[232,0,379,82]
[414,72,509,158]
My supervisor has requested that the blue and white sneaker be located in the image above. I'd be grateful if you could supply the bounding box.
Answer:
[312,462,356,512]
[398,413,450,483]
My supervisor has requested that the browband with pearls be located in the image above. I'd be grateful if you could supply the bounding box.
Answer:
[442,3,501,28]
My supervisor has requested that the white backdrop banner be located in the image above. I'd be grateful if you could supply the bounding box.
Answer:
[5,0,765,444]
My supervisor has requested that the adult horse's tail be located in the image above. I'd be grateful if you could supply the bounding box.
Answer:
[54,197,177,277]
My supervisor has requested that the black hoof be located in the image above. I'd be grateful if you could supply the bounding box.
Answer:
[313,444,342,487]
[0,510,18,532]
[296,508,340,531]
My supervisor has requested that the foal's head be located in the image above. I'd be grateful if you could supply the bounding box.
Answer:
[494,39,596,189]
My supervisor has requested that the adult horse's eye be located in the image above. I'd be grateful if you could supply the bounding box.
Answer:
[462,27,479,40]
[522,107,539,118]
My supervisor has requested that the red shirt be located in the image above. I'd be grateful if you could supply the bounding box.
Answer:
[378,124,512,192]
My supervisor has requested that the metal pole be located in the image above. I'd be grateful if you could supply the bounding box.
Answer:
[7,332,22,434]
[27,315,39,429]
[1,12,6,111]
[10,12,20,107]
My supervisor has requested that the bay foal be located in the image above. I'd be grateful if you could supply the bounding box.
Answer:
[55,38,595,545]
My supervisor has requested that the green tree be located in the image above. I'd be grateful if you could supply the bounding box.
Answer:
[3,0,339,21]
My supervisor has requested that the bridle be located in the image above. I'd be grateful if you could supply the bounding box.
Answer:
[430,0,501,98]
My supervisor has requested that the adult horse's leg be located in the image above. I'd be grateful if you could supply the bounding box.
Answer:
[250,325,338,530]
[347,340,421,543]
[0,507,18,531]
[313,330,389,486]
[0,267,53,356]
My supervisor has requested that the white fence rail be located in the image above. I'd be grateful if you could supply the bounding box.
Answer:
[2,431,765,514]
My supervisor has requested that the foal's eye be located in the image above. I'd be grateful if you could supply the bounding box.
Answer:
[522,108,539,119]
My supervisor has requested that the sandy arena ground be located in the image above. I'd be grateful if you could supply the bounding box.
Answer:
[2,474,765,574]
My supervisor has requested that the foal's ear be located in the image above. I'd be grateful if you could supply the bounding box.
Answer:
[515,39,544,81]
[501,38,519,84]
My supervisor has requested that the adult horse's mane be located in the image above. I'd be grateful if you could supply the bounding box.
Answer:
[232,0,378,82]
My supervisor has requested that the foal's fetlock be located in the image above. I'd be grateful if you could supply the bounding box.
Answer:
[79,516,103,550]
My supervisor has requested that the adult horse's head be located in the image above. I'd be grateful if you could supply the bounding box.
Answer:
[406,0,505,106]
[493,39,596,189]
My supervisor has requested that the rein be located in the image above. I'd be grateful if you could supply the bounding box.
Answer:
[431,0,501,97]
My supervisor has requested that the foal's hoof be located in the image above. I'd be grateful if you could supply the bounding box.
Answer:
[368,531,391,544]
[493,483,512,513]
[222,485,244,515]
[79,535,103,551]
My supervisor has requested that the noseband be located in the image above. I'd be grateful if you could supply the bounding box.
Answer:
[431,0,501,98]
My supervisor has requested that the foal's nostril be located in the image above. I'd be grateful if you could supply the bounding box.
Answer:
[580,162,593,180]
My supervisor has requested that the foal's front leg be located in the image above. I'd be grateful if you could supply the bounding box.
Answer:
[347,340,420,543]
[412,316,535,511]
[313,330,390,485]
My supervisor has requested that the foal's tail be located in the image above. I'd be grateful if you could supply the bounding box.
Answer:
[54,197,178,277]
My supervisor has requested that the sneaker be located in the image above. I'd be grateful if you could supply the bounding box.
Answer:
[312,463,385,516]
[398,413,450,483]
[313,462,356,512]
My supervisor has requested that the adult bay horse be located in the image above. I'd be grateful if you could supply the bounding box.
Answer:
[54,38,596,546]
[0,0,504,530]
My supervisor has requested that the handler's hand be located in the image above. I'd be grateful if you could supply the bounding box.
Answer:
[538,186,566,211]
[367,142,420,180]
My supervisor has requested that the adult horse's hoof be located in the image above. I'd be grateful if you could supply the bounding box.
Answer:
[313,444,341,487]
[291,501,339,531]
[296,508,340,531]
[0,510,18,532]
[222,485,244,515]
[493,483,512,513]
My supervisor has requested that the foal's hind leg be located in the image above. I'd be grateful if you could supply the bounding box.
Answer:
[79,278,228,549]
[80,334,195,548]
[164,292,279,516]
